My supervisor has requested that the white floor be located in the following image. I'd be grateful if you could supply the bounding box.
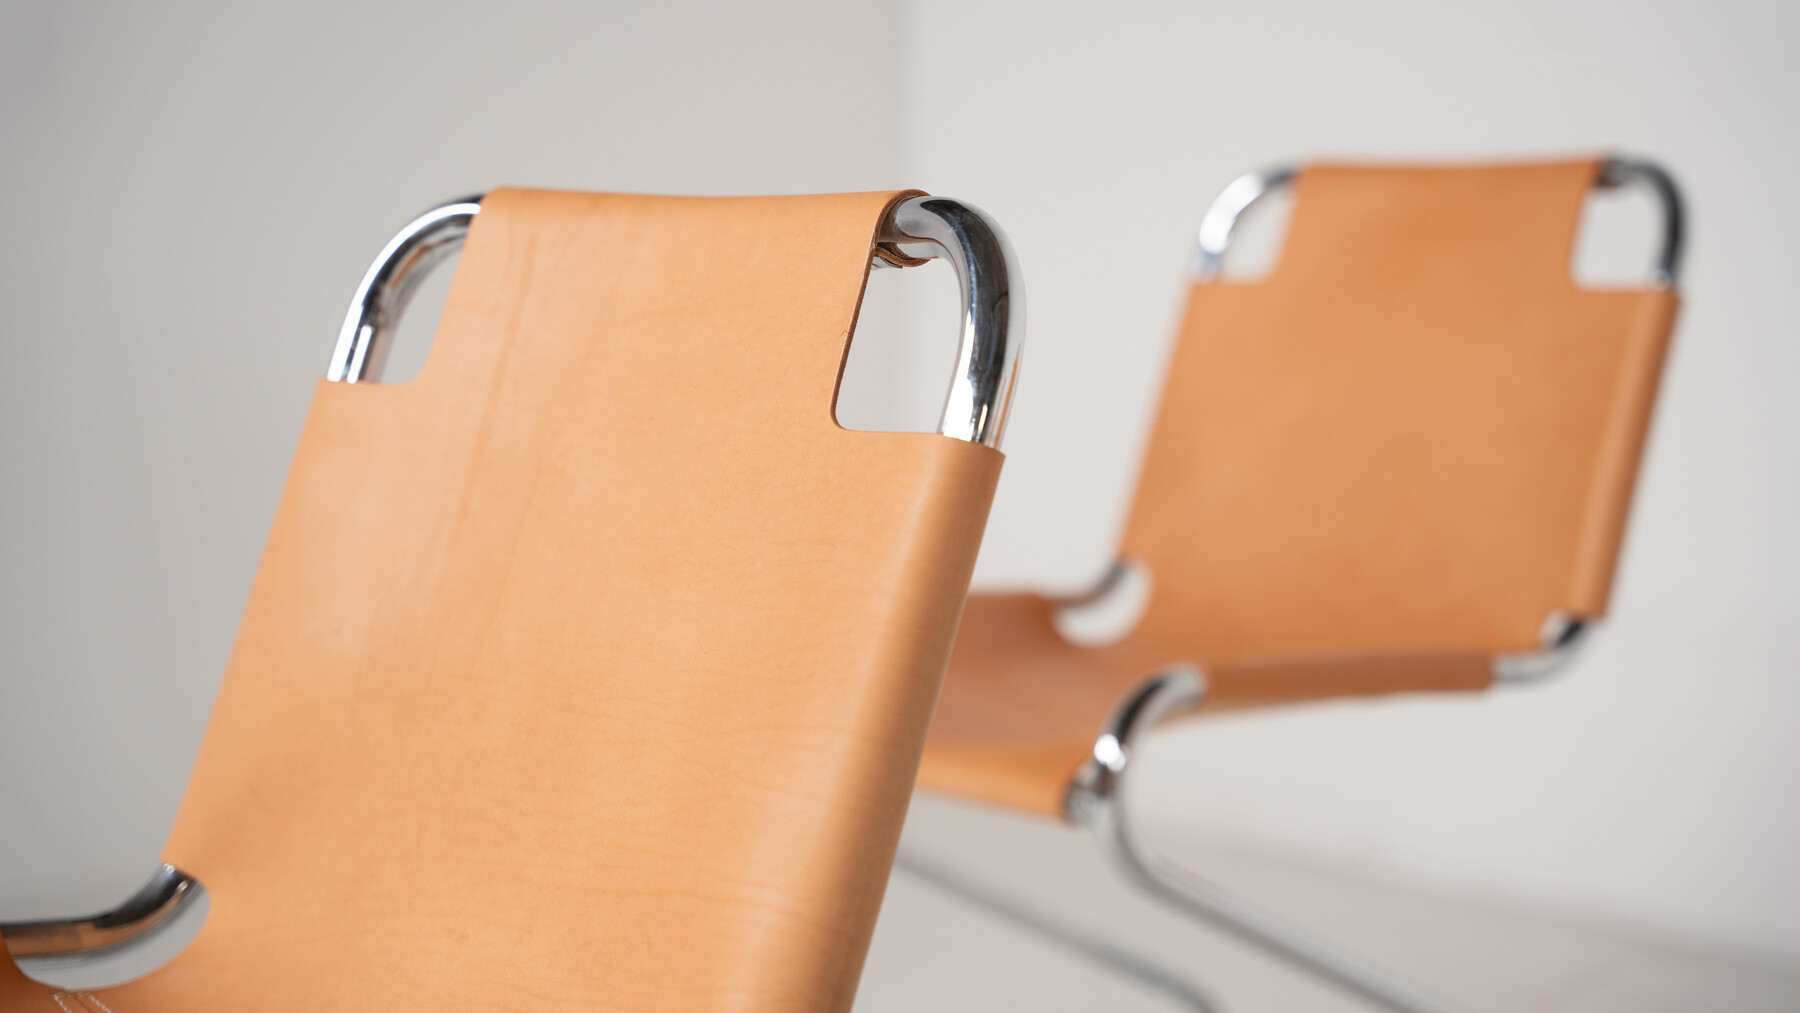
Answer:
[858,795,1800,1013]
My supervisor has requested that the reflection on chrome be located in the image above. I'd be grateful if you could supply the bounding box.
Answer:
[327,198,482,384]
[1,864,209,990]
[1065,668,1475,1013]
[1193,166,1296,279]
[881,196,1025,449]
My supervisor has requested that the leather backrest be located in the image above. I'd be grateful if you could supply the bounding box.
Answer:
[75,189,1003,1012]
[1122,160,1677,659]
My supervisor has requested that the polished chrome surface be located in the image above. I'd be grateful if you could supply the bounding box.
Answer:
[1053,558,1135,609]
[1598,157,1685,286]
[1492,611,1594,684]
[326,194,1024,450]
[1063,667,1207,823]
[0,865,197,959]
[894,846,1220,1012]
[1191,165,1297,279]
[882,195,1025,448]
[1065,669,1475,1013]
[13,890,211,992]
[326,196,483,383]
[1053,558,1155,648]
[1,863,210,989]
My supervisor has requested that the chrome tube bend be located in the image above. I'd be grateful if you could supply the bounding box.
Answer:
[1065,668,1476,1013]
[325,193,1026,451]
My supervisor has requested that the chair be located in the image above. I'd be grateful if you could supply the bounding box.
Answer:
[906,158,1682,1012]
[1,187,1024,1012]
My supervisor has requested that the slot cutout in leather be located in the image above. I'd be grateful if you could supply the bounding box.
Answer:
[373,243,963,430]
[836,257,964,434]
[1213,183,1294,282]
[1572,178,1665,288]
[1054,559,1154,647]
[375,247,459,384]
[329,194,1022,449]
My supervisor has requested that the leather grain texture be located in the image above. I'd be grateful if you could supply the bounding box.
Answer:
[3,189,1003,1011]
[919,159,1678,816]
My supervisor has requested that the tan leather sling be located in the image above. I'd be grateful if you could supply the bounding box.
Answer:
[918,159,1679,816]
[2,189,1005,1011]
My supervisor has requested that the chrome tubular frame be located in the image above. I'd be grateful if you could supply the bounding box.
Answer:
[1185,153,1683,686]
[1064,671,1473,1013]
[1191,155,1683,288]
[326,193,1025,450]
[881,196,1025,448]
[1597,158,1685,287]
[1024,155,1687,1011]
[2,190,1026,987]
[1191,165,1297,280]
[1492,610,1592,684]
[326,197,482,384]
[1052,558,1134,609]
[1,865,207,986]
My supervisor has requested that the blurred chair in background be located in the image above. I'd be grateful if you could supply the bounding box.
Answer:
[904,157,1682,1013]
[0,187,1023,1012]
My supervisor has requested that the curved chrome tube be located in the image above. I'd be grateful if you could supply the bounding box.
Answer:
[881,196,1025,448]
[1,864,208,987]
[1051,558,1135,609]
[1192,156,1684,287]
[326,197,481,383]
[325,193,1025,450]
[1182,154,1682,682]
[1492,611,1593,684]
[1597,158,1685,286]
[1191,165,1296,279]
[1065,669,1477,1013]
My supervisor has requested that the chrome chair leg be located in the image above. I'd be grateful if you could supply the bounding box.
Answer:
[893,846,1222,1012]
[1065,669,1474,1013]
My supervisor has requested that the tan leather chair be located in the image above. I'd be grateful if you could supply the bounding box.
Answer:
[0,187,1024,1012]
[903,158,1682,1013]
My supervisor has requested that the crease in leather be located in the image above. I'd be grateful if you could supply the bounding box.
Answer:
[918,159,1679,817]
[3,188,1003,1012]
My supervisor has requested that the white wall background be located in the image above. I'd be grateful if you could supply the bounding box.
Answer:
[2,0,1796,976]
